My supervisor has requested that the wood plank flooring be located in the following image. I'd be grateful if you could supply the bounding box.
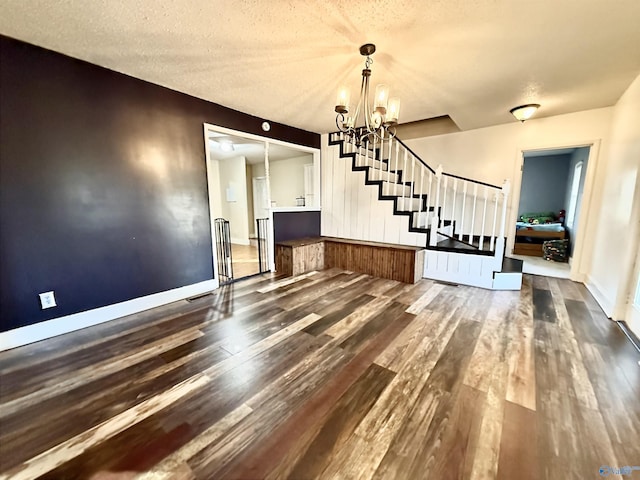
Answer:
[0,269,638,479]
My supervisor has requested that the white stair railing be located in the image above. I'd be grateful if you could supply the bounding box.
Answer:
[331,133,510,254]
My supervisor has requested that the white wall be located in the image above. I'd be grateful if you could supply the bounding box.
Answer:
[217,155,250,245]
[207,157,225,221]
[586,74,640,321]
[269,155,313,207]
[405,107,614,281]
[321,134,427,247]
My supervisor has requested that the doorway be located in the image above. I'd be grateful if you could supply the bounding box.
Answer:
[205,131,269,283]
[510,146,592,279]
[203,124,320,283]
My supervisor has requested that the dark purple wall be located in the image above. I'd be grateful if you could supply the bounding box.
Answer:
[0,36,320,332]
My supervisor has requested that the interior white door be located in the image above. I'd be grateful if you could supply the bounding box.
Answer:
[253,176,269,221]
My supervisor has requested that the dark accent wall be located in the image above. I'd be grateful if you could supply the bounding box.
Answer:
[518,154,572,217]
[273,211,321,244]
[0,36,320,332]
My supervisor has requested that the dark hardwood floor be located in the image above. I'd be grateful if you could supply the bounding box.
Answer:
[0,269,638,479]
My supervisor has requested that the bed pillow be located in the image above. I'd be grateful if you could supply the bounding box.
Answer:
[519,211,557,224]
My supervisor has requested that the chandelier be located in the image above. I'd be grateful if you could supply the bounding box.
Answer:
[334,44,400,147]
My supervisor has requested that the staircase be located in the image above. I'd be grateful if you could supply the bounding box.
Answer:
[324,132,522,290]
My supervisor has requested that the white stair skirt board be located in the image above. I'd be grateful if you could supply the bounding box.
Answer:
[0,279,217,351]
[493,272,523,290]
[423,249,517,290]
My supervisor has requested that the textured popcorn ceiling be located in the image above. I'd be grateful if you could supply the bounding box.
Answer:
[1,0,639,133]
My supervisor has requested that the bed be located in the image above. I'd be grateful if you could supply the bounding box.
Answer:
[513,212,566,257]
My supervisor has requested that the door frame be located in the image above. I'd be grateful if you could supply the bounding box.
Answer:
[508,139,601,282]
[203,123,320,274]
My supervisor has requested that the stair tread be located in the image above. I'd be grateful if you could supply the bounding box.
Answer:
[436,238,478,251]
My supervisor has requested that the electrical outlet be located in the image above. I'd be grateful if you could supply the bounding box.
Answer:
[39,291,57,309]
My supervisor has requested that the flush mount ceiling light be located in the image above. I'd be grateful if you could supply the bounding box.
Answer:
[510,103,541,122]
[219,140,234,152]
[334,43,400,147]
[209,139,235,152]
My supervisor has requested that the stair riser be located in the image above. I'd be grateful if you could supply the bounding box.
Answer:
[382,182,412,197]
[395,198,423,211]
[355,157,387,171]
[368,170,399,183]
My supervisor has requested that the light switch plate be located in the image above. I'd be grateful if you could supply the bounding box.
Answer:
[39,291,57,309]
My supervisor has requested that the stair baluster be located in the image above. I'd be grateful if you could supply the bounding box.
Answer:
[490,192,498,251]
[480,186,488,250]
[451,179,458,239]
[429,166,442,247]
[459,182,467,241]
[442,176,448,232]
[469,184,478,245]
[401,149,408,210]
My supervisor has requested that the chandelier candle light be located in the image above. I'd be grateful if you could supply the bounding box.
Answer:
[335,44,400,147]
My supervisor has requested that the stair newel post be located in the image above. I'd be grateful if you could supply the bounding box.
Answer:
[480,186,488,250]
[458,182,467,241]
[401,148,408,210]
[451,179,458,237]
[499,179,510,239]
[410,155,416,204]
[394,140,400,197]
[417,167,424,228]
[469,183,478,245]
[387,135,393,184]
[442,176,448,229]
[427,171,433,227]
[379,130,386,182]
[493,179,510,265]
[490,191,498,251]
[429,165,443,247]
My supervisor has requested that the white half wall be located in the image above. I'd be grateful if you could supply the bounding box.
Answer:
[321,135,427,247]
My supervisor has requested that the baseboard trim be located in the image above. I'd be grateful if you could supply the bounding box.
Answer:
[0,279,217,352]
[585,276,614,318]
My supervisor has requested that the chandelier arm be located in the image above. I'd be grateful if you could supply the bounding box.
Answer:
[335,113,349,133]
[363,73,372,134]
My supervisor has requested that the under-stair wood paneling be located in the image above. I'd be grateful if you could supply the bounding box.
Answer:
[324,238,425,284]
[0,272,637,479]
[275,237,425,284]
[320,134,427,248]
